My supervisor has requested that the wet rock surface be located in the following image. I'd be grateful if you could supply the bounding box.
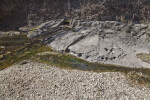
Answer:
[0,61,150,100]
[27,19,65,38]
[28,20,150,68]
[0,31,21,37]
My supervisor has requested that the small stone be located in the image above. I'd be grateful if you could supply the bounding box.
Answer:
[0,55,4,59]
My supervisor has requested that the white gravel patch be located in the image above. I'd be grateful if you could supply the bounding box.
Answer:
[0,60,150,100]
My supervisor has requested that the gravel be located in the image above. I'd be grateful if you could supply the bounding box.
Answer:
[0,60,150,100]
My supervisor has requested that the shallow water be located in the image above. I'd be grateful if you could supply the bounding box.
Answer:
[0,34,146,72]
[0,35,150,84]
[0,35,44,70]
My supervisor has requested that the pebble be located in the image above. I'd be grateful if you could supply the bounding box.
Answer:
[0,60,150,100]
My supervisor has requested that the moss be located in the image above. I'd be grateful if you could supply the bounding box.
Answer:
[1,34,150,86]
[64,19,70,25]
[0,35,52,70]
[29,25,40,32]
[32,52,150,85]
[137,53,150,64]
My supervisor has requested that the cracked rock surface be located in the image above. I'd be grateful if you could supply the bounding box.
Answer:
[28,20,150,68]
[0,61,150,100]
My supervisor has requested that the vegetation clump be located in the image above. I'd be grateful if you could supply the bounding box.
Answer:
[1,35,150,86]
[137,53,150,64]
[32,52,150,86]
[0,35,52,70]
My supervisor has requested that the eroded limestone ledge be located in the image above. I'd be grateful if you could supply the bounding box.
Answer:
[28,20,150,68]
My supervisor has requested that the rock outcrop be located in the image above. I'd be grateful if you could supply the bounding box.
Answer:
[27,19,65,38]
[28,19,150,68]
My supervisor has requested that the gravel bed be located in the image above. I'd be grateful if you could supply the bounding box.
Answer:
[0,60,150,100]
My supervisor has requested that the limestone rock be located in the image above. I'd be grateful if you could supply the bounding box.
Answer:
[27,19,64,38]
[29,20,150,68]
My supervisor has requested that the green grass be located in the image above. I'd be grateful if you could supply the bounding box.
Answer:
[32,53,150,85]
[1,34,150,86]
[0,35,52,70]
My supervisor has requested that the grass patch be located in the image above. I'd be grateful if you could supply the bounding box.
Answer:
[32,53,150,85]
[1,34,150,86]
[0,35,52,70]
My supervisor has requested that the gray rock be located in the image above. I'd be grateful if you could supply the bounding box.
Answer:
[27,19,64,38]
[30,20,150,68]
[0,31,21,37]
[19,26,30,32]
